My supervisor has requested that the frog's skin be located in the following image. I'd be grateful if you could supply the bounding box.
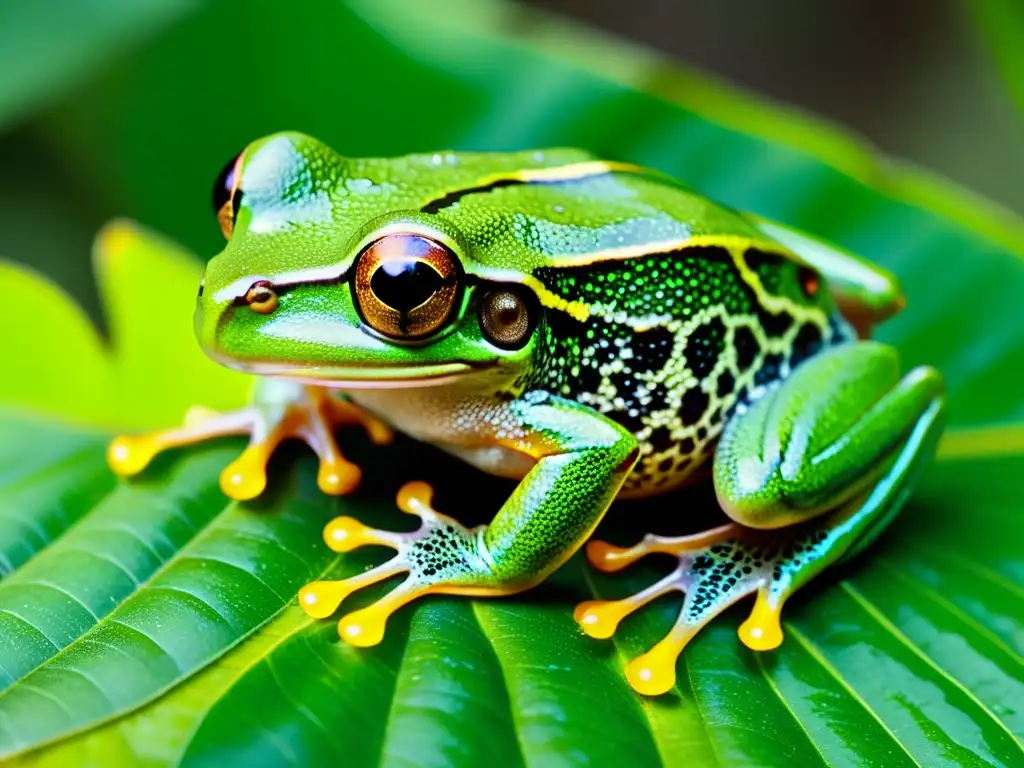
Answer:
[108,133,945,696]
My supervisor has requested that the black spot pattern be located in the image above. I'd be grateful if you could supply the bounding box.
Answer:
[632,325,676,370]
[681,388,709,426]
[716,370,735,398]
[756,306,794,338]
[733,326,760,371]
[790,322,824,368]
[519,240,842,497]
[683,316,727,378]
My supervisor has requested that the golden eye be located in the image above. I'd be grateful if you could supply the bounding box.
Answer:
[244,281,278,314]
[353,234,460,339]
[212,150,246,239]
[479,287,535,349]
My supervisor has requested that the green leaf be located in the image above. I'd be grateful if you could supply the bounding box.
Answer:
[0,0,201,130]
[0,221,251,429]
[1,0,1022,765]
[965,0,1024,122]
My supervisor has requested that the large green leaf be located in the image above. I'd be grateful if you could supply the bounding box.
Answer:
[0,0,1021,766]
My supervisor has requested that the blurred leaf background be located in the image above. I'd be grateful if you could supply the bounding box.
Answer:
[0,1,1022,766]
[3,0,1024,315]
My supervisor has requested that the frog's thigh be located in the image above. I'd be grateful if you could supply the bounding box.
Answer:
[714,340,944,529]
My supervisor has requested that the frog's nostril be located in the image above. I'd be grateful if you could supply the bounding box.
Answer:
[371,259,443,311]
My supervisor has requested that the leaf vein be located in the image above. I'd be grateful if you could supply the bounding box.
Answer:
[786,623,922,766]
[841,582,1023,755]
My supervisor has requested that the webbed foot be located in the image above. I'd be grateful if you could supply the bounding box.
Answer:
[107,380,391,500]
[299,482,508,646]
[576,520,842,696]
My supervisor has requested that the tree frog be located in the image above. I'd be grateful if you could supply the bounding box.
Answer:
[108,133,945,696]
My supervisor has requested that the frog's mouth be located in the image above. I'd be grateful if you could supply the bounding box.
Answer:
[216,358,487,389]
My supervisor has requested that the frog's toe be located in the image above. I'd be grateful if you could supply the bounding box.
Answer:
[737,588,785,651]
[585,524,738,572]
[577,522,835,695]
[108,408,254,479]
[108,386,389,500]
[107,435,161,477]
[575,565,688,639]
[299,481,492,646]
[219,441,273,501]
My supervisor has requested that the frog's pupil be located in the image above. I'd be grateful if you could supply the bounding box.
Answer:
[497,303,521,326]
[371,260,443,312]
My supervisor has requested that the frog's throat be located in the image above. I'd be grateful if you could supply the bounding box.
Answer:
[219,359,483,389]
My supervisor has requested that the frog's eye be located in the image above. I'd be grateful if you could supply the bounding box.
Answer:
[212,150,245,239]
[478,286,537,350]
[244,281,278,314]
[353,234,461,339]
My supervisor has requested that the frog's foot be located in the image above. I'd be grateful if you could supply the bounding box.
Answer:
[299,481,512,646]
[576,521,837,696]
[107,384,392,500]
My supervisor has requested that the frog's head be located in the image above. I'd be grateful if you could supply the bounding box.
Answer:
[196,132,589,389]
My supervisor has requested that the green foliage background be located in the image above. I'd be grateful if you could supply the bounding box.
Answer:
[0,1,1022,765]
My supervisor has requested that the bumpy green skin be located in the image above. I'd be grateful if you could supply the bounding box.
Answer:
[197,132,944,628]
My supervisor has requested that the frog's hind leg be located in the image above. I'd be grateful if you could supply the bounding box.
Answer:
[578,516,857,695]
[577,341,945,696]
[107,379,391,500]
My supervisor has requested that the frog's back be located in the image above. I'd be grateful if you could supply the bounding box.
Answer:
[430,164,856,497]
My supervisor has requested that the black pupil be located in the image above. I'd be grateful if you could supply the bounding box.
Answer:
[497,302,520,325]
[371,259,443,311]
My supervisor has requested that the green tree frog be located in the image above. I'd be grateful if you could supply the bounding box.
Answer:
[108,133,945,696]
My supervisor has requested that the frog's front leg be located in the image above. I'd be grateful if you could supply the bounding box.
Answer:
[577,341,945,695]
[107,379,392,500]
[299,395,639,646]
